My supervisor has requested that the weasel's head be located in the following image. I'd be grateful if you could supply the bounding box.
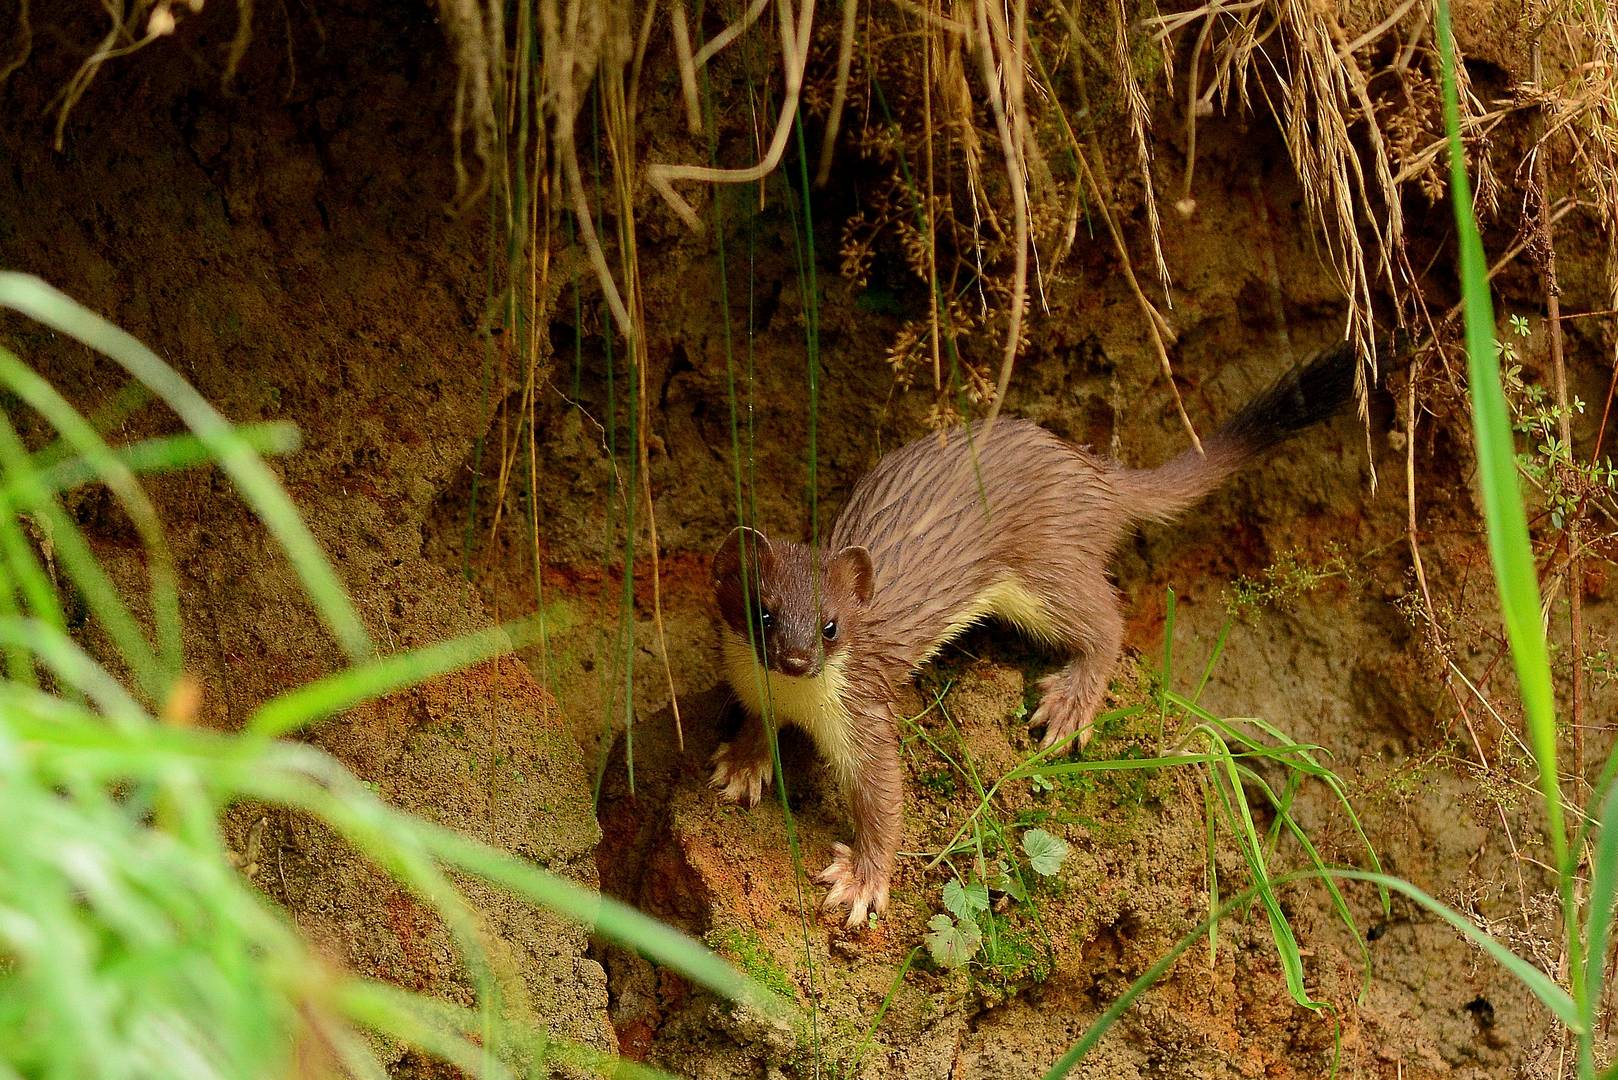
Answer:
[710,526,873,679]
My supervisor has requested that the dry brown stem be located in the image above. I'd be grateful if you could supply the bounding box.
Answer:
[50,1,208,150]
[669,0,704,135]
[435,0,503,210]
[1042,26,1200,453]
[814,0,862,186]
[1112,0,1169,295]
[0,0,31,87]
[647,0,815,230]
[693,0,770,67]
[971,0,1029,430]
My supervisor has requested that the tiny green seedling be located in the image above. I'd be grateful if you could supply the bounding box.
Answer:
[925,826,1068,972]
[1500,337,1615,532]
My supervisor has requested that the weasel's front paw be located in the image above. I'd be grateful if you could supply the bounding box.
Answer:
[815,842,890,928]
[1030,673,1098,752]
[709,741,772,807]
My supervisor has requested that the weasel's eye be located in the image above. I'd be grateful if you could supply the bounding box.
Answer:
[822,619,838,641]
[758,610,774,630]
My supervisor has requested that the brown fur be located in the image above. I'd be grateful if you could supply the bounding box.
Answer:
[709,342,1360,926]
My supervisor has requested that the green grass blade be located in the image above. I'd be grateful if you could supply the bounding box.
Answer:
[276,776,789,1023]
[1159,587,1176,742]
[1205,729,1318,1010]
[247,618,546,737]
[847,947,921,1079]
[1191,617,1232,705]
[0,410,165,700]
[1044,866,1579,1077]
[1201,775,1219,968]
[1043,882,1258,1078]
[924,703,1147,869]
[1437,3,1580,1037]
[16,717,791,1024]
[32,423,302,494]
[1581,780,1618,1066]
[1205,706,1388,912]
[1435,1,1565,871]
[28,378,154,471]
[338,978,681,1080]
[336,980,516,1080]
[1022,744,1327,776]
[0,347,183,679]
[0,486,45,687]
[1335,868,1579,1029]
[0,272,374,661]
[0,619,147,728]
[1237,763,1372,999]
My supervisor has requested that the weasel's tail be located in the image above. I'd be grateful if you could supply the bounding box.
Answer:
[1116,340,1360,524]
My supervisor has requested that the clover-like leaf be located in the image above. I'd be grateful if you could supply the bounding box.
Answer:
[942,877,989,920]
[1022,827,1069,876]
[925,913,982,969]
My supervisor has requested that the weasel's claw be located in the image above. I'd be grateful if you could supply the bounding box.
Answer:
[815,842,890,928]
[710,742,772,807]
[1030,674,1096,752]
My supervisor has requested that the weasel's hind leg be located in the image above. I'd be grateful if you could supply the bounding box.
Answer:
[1028,584,1125,751]
[711,706,776,807]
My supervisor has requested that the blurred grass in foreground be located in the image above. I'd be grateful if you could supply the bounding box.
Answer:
[0,272,786,1080]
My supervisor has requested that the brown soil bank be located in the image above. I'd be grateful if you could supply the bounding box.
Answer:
[4,1,1615,1077]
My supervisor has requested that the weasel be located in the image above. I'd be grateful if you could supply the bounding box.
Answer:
[709,342,1359,926]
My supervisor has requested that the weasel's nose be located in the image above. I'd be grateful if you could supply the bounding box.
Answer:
[779,654,811,676]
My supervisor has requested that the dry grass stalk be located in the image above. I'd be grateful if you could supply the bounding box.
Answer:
[601,37,686,751]
[445,0,689,748]
[0,0,31,87]
[971,0,1030,430]
[814,0,862,186]
[1147,0,1415,388]
[1111,0,1170,296]
[627,0,662,129]
[436,0,502,211]
[45,0,207,150]
[1038,13,1202,452]
[222,0,255,84]
[668,1,704,135]
[542,1,633,337]
[693,0,770,67]
[647,0,816,230]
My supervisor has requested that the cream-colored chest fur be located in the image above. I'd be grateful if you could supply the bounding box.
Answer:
[719,575,1055,785]
[722,631,859,787]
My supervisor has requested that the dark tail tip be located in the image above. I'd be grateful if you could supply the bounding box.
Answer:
[1218,340,1361,454]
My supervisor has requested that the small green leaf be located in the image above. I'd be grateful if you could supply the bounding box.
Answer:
[925,914,982,969]
[943,878,989,919]
[988,861,1029,903]
[1022,828,1069,876]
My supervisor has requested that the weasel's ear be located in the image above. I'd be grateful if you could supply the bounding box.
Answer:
[829,545,874,606]
[712,526,772,587]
